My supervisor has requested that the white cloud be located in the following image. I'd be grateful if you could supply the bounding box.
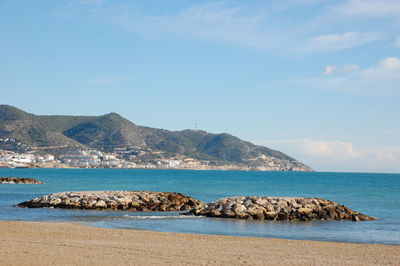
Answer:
[377,129,400,135]
[323,64,360,75]
[259,138,400,173]
[324,65,336,75]
[304,32,383,53]
[111,2,276,50]
[395,36,400,47]
[361,57,400,80]
[301,139,361,157]
[341,64,360,73]
[77,0,105,4]
[313,57,400,95]
[84,77,127,85]
[63,1,396,53]
[266,138,362,158]
[335,0,400,18]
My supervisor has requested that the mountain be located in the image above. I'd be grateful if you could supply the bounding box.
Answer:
[0,105,312,171]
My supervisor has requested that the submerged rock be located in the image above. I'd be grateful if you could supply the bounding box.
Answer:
[0,177,44,184]
[189,196,374,222]
[16,191,206,212]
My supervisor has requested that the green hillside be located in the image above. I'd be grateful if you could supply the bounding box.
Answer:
[0,105,311,170]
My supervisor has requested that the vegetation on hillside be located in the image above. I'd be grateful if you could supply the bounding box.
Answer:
[0,105,309,169]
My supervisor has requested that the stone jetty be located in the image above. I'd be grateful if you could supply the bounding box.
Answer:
[16,191,206,211]
[0,177,44,184]
[16,192,374,222]
[190,196,374,221]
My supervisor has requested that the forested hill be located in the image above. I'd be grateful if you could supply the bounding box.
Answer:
[0,105,312,171]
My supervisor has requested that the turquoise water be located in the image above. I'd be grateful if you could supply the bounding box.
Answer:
[0,169,399,244]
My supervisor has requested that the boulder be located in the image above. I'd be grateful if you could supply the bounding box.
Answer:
[16,191,206,212]
[193,196,374,222]
[265,211,277,220]
[298,207,312,215]
[95,200,106,208]
[0,177,44,184]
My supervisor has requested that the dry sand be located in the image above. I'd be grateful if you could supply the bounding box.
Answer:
[0,221,399,265]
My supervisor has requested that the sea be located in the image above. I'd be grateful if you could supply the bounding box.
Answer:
[0,168,399,245]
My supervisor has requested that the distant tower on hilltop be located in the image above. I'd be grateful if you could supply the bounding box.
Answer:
[194,120,198,131]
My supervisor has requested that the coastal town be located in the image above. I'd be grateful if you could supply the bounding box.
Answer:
[0,138,306,171]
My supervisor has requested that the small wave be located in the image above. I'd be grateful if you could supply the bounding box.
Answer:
[70,213,205,222]
[121,214,204,220]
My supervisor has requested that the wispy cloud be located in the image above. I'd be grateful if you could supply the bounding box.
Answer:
[62,1,397,54]
[324,64,360,75]
[334,0,400,18]
[264,138,362,158]
[84,77,127,85]
[302,32,383,53]
[111,3,389,53]
[395,36,400,47]
[112,2,276,50]
[76,0,105,5]
[377,129,400,135]
[341,64,360,73]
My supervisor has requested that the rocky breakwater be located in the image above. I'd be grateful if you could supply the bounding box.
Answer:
[190,196,374,221]
[16,191,206,212]
[0,177,44,184]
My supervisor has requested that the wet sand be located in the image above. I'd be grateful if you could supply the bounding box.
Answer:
[0,221,399,265]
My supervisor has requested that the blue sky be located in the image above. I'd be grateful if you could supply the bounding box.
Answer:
[1,0,399,172]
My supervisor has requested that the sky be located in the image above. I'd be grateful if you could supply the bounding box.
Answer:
[0,0,399,173]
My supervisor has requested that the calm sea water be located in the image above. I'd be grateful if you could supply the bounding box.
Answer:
[0,169,399,244]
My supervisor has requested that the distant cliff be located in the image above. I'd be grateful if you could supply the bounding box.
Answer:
[0,105,312,171]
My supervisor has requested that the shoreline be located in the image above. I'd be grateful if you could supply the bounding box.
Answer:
[2,167,399,174]
[1,220,399,265]
[0,166,312,172]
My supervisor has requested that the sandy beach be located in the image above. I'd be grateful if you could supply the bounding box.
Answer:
[0,221,399,265]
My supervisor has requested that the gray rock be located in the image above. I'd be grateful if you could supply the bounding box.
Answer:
[0,177,44,184]
[95,200,106,208]
[194,196,374,222]
[16,191,206,213]
[298,207,312,215]
[265,211,277,220]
